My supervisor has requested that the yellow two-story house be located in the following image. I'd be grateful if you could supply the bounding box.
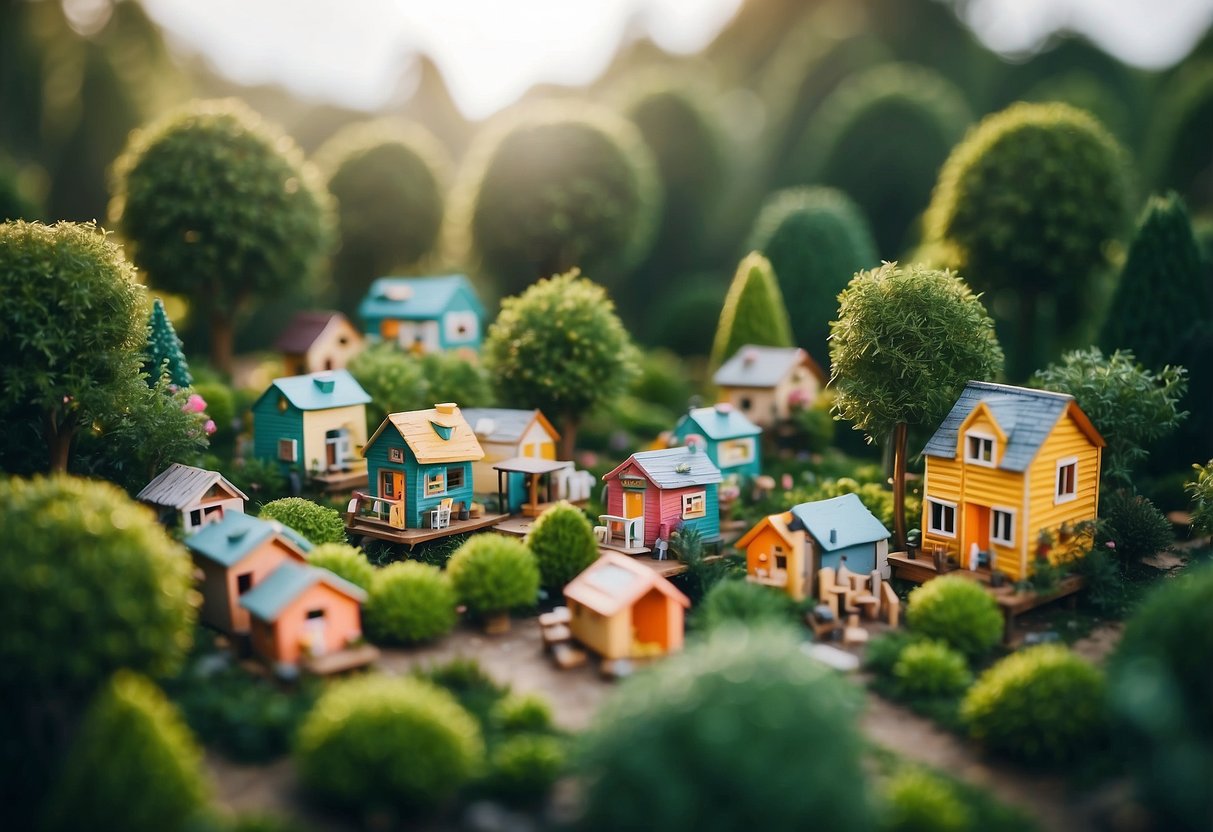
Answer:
[920,381,1105,581]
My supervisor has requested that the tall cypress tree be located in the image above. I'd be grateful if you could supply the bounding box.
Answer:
[710,252,795,370]
[144,298,192,388]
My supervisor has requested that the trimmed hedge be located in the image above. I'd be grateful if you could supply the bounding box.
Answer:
[364,561,457,644]
[906,576,1003,659]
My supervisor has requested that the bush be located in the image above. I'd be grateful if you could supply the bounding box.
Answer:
[492,693,554,735]
[484,734,566,806]
[295,675,484,814]
[257,498,347,545]
[364,562,457,644]
[576,626,873,831]
[1108,565,1213,830]
[881,768,971,832]
[906,576,1003,659]
[709,251,795,370]
[446,535,540,618]
[306,543,375,591]
[1070,547,1130,615]
[865,631,921,678]
[192,381,235,438]
[960,645,1106,764]
[693,579,795,634]
[347,342,430,429]
[525,501,599,592]
[1099,489,1173,563]
[44,671,207,832]
[414,658,508,726]
[1187,459,1213,536]
[892,641,972,699]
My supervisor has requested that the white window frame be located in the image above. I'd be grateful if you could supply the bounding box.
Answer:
[682,491,706,520]
[990,507,1016,547]
[1055,457,1078,504]
[277,438,297,463]
[964,430,996,467]
[719,438,754,466]
[425,470,446,496]
[927,498,957,538]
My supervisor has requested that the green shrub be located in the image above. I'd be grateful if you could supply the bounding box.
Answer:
[1187,459,1213,536]
[295,675,484,813]
[1108,565,1213,830]
[961,645,1106,764]
[865,631,921,678]
[709,251,794,370]
[881,768,971,832]
[306,543,375,591]
[192,381,235,437]
[906,576,1003,659]
[693,579,794,633]
[257,498,347,545]
[44,671,207,832]
[484,734,566,806]
[1070,547,1130,615]
[226,457,287,502]
[893,641,972,699]
[347,342,429,429]
[1146,61,1213,208]
[446,534,540,618]
[525,501,599,591]
[364,561,457,644]
[414,658,508,726]
[1099,489,1174,563]
[576,626,873,831]
[492,693,554,735]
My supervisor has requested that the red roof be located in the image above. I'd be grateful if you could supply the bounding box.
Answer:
[274,311,346,354]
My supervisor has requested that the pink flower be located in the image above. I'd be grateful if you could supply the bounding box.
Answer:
[1105,541,1116,549]
[184,393,207,414]
[204,419,217,435]
[781,474,794,491]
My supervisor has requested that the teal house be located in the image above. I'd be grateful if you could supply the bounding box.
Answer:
[251,370,371,482]
[358,275,485,353]
[360,403,485,529]
[670,404,762,482]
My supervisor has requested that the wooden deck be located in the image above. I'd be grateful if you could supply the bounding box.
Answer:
[344,512,509,548]
[311,468,368,492]
[301,644,380,675]
[494,516,538,537]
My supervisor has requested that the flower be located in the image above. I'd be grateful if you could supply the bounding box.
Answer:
[1105,540,1116,549]
[204,419,217,435]
[183,393,207,414]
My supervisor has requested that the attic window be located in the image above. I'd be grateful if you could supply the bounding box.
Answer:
[277,395,289,413]
[964,432,995,466]
[431,422,454,441]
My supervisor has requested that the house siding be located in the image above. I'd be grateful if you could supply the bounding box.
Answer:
[301,405,368,474]
[1026,414,1101,574]
[264,583,364,667]
[252,400,305,475]
[365,431,409,524]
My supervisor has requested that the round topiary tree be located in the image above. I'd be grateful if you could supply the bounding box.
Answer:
[746,187,878,361]
[364,561,457,644]
[306,543,375,591]
[881,768,971,832]
[446,534,539,630]
[921,101,1131,378]
[295,674,484,814]
[257,498,347,545]
[709,251,795,370]
[906,576,1003,660]
[483,270,637,458]
[111,98,333,375]
[419,350,495,410]
[452,104,659,296]
[0,221,147,472]
[314,119,448,315]
[892,640,972,699]
[576,625,873,831]
[43,671,208,832]
[692,579,795,634]
[792,63,971,256]
[1108,564,1213,830]
[525,501,599,592]
[960,644,1107,764]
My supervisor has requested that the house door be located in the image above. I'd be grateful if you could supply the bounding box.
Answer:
[963,504,990,569]
[325,428,350,471]
[305,609,327,656]
[624,490,644,519]
[379,469,405,524]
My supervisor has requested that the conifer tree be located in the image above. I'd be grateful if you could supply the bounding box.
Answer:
[710,252,795,370]
[143,298,192,388]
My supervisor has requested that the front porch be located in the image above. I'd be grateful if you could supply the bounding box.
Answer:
[493,457,574,517]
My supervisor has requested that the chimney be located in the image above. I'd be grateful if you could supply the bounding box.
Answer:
[434,402,458,415]
[829,528,837,544]
[742,347,758,365]
[714,402,733,415]
[227,528,248,544]
[313,374,336,394]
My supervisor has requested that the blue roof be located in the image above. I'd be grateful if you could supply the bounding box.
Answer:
[675,405,762,441]
[239,560,367,622]
[921,381,1083,473]
[186,512,312,567]
[256,370,371,412]
[358,275,485,321]
[610,446,723,489]
[790,494,889,551]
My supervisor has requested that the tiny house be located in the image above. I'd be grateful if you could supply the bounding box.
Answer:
[251,370,371,482]
[601,446,722,550]
[137,463,247,534]
[274,310,364,376]
[712,345,825,427]
[670,403,762,482]
[358,275,485,354]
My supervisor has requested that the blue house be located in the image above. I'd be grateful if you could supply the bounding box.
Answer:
[360,403,485,529]
[670,404,762,482]
[251,370,371,482]
[358,275,485,353]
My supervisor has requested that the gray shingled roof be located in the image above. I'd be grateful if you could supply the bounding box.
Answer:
[921,381,1075,472]
[462,408,540,444]
[712,345,823,388]
[137,463,248,509]
[610,446,723,489]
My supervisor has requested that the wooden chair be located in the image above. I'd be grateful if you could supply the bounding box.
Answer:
[431,497,453,529]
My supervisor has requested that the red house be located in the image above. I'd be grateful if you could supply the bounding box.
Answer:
[598,446,722,553]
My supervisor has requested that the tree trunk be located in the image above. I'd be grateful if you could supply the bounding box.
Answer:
[210,312,235,378]
[891,421,908,550]
[46,414,74,474]
[558,414,579,462]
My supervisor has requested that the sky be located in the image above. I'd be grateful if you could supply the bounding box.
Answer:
[128,0,1213,120]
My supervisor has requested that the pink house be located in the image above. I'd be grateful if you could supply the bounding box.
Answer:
[599,446,722,552]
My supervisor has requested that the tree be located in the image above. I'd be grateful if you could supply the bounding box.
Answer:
[446,534,540,621]
[525,501,599,592]
[349,344,494,432]
[314,119,448,316]
[922,102,1130,378]
[484,270,637,458]
[1146,61,1213,211]
[746,187,878,360]
[111,99,333,375]
[1031,348,1187,485]
[451,104,659,296]
[0,221,147,472]
[144,298,193,389]
[709,252,795,370]
[830,262,1004,546]
[257,498,348,545]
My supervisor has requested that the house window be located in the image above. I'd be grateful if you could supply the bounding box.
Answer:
[965,432,995,466]
[927,499,956,537]
[388,447,404,463]
[380,472,398,499]
[306,608,325,620]
[447,466,465,489]
[445,311,479,343]
[426,470,446,496]
[739,397,752,411]
[1056,458,1078,503]
[720,439,754,465]
[682,491,706,519]
[188,509,202,528]
[991,508,1015,546]
[237,573,253,595]
[278,438,297,462]
[774,545,787,572]
[277,395,289,413]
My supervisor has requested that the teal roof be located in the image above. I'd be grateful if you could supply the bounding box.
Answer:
[358,275,485,321]
[186,512,312,567]
[239,560,367,622]
[789,494,890,551]
[255,369,370,412]
[675,405,762,441]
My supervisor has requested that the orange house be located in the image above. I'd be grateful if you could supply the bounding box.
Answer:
[563,553,690,661]
[185,512,311,634]
[240,560,369,671]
